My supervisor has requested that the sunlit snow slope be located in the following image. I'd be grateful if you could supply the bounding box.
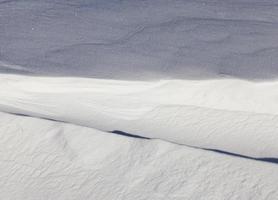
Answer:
[1,74,278,159]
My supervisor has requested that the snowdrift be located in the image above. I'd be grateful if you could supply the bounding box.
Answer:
[1,0,278,199]
[0,111,278,200]
[1,74,278,159]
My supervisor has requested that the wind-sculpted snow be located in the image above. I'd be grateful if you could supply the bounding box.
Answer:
[2,0,278,198]
[1,0,278,80]
[0,111,278,200]
[1,74,278,159]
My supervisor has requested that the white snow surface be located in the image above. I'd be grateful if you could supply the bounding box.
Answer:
[1,0,278,199]
[0,111,278,200]
[1,74,278,159]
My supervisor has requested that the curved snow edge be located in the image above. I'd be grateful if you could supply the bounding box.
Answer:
[1,74,278,158]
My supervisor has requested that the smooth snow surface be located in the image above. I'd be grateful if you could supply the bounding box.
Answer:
[1,75,278,158]
[0,111,278,200]
[1,0,278,81]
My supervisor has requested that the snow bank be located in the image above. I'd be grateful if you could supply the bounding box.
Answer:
[0,111,277,200]
[1,74,278,158]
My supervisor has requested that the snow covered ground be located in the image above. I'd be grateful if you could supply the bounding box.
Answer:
[1,0,278,81]
[1,0,278,199]
[1,74,278,159]
[1,111,278,200]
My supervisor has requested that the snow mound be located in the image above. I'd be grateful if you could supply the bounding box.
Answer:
[0,111,278,200]
[1,74,278,158]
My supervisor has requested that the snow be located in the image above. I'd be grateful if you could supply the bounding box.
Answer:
[0,111,278,200]
[1,74,278,158]
[1,0,278,81]
[1,0,278,199]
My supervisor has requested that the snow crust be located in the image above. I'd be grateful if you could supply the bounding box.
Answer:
[0,111,278,200]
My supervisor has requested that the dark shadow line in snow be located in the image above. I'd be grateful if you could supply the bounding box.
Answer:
[4,113,278,165]
[205,148,278,164]
[6,113,150,140]
[107,130,278,164]
[110,130,150,140]
[8,112,67,123]
[109,130,278,164]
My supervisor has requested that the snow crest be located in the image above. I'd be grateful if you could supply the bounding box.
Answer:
[1,74,278,159]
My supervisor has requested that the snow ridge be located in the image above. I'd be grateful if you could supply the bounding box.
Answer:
[1,74,278,159]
